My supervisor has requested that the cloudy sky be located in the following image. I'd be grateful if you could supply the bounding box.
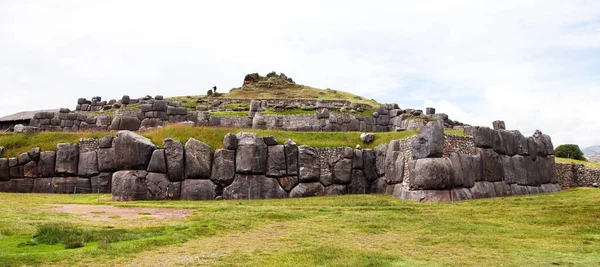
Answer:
[1,1,599,147]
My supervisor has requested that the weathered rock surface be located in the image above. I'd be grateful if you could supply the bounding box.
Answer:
[185,138,213,179]
[470,181,497,199]
[480,149,503,182]
[33,177,90,194]
[333,158,352,184]
[147,149,167,173]
[278,176,299,192]
[37,151,55,177]
[112,171,147,201]
[55,143,79,175]
[223,133,238,150]
[266,145,286,177]
[141,172,171,200]
[326,184,347,195]
[181,179,219,200]
[114,131,156,170]
[375,144,387,177]
[289,182,325,198]
[211,149,235,186]
[347,169,368,194]
[284,139,298,176]
[451,188,472,201]
[96,148,116,172]
[99,135,113,148]
[474,127,494,148]
[362,149,378,181]
[409,158,453,190]
[28,147,41,162]
[298,146,320,182]
[236,132,267,174]
[360,133,375,144]
[0,158,9,181]
[411,121,444,159]
[23,161,38,178]
[110,116,141,131]
[164,139,185,181]
[91,173,112,193]
[223,175,287,199]
[78,151,99,177]
[510,184,529,195]
[394,186,452,202]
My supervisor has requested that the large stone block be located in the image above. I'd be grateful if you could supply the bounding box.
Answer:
[18,152,32,165]
[480,149,503,182]
[375,144,388,177]
[0,158,9,181]
[140,172,172,200]
[111,171,147,201]
[284,139,298,176]
[332,158,352,184]
[180,179,220,200]
[147,149,167,173]
[493,181,512,197]
[23,161,38,178]
[470,181,497,199]
[540,183,561,193]
[164,139,185,181]
[526,137,538,161]
[222,175,287,200]
[512,155,528,186]
[278,176,299,192]
[408,158,454,190]
[236,132,267,174]
[78,151,99,177]
[460,154,478,187]
[326,184,347,195]
[510,184,529,195]
[524,157,541,186]
[500,155,516,184]
[97,148,116,172]
[185,138,213,180]
[369,177,387,194]
[298,146,320,183]
[492,130,506,155]
[448,153,464,188]
[474,127,494,148]
[451,188,473,201]
[394,186,452,202]
[384,151,404,185]
[33,177,90,194]
[223,133,238,150]
[55,143,79,175]
[347,169,368,194]
[352,149,363,169]
[211,149,235,187]
[289,182,325,198]
[266,145,286,177]
[411,121,444,159]
[109,116,141,131]
[37,151,55,177]
[114,131,157,170]
[9,178,33,193]
[362,149,378,182]
[91,173,112,193]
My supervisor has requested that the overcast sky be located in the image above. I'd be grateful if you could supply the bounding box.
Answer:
[1,1,599,147]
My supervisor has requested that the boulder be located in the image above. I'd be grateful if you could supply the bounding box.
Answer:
[537,156,551,184]
[451,188,473,201]
[352,149,363,169]
[164,139,185,181]
[425,107,436,115]
[23,161,38,178]
[526,137,539,160]
[492,130,506,155]
[114,131,157,170]
[370,177,387,194]
[460,154,480,186]
[0,158,9,181]
[411,121,444,159]
[332,159,352,184]
[527,186,541,194]
[211,149,235,186]
[500,130,518,156]
[236,132,267,174]
[524,156,541,186]
[535,134,554,156]
[362,149,378,181]
[91,173,112,193]
[263,136,278,146]
[492,120,506,130]
[326,184,347,195]
[474,127,494,148]
[77,151,99,177]
[266,145,286,177]
[140,172,172,200]
[55,143,79,175]
[18,152,32,165]
[110,116,141,131]
[180,179,220,200]
[278,176,299,192]
[298,146,320,182]
[512,130,528,156]
[448,153,464,188]
[223,175,287,199]
[500,155,516,184]
[510,184,529,195]
[374,144,387,176]
[385,143,405,184]
[147,149,167,173]
[28,147,41,162]
[99,136,113,148]
[284,139,298,176]
[540,183,561,193]
[112,171,145,201]
[470,181,497,199]
[33,177,90,194]
[185,138,213,179]
[480,149,503,182]
[493,181,512,196]
[395,187,452,202]
[360,133,375,144]
[409,158,453,190]
[289,182,325,198]
[512,155,528,186]
[9,178,33,193]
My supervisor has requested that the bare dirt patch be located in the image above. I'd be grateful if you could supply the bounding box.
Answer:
[49,204,193,222]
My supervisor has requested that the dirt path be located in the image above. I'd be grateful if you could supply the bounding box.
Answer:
[49,204,193,222]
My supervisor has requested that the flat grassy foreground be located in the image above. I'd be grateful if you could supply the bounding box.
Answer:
[0,188,599,266]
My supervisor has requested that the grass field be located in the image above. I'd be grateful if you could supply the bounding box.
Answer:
[0,188,599,266]
[555,157,600,169]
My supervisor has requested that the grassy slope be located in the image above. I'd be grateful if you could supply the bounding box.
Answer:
[555,157,600,169]
[0,188,599,266]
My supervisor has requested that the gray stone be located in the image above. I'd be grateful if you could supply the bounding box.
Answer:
[492,130,506,155]
[98,136,113,149]
[352,149,363,169]
[527,137,538,160]
[0,158,9,181]
[451,188,472,201]
[138,173,174,200]
[266,145,286,177]
[78,151,99,177]
[112,170,147,201]
[333,158,352,184]
[326,184,347,195]
[180,179,220,200]
[370,177,387,194]
[121,95,130,105]
[395,186,452,202]
[223,175,287,199]
[9,178,33,193]
[147,149,167,173]
[342,147,354,159]
[411,121,444,159]
[278,176,299,192]
[425,107,436,115]
[289,182,325,198]
[263,136,278,146]
[360,133,375,144]
[540,183,561,193]
[185,138,213,179]
[527,186,541,194]
[211,149,235,186]
[33,177,90,194]
[493,181,512,197]
[510,184,529,195]
[27,147,41,162]
[385,142,405,184]
[97,148,116,172]
[347,169,368,194]
[535,134,554,156]
[362,149,378,181]
[474,127,494,148]
[91,173,112,193]
[547,156,557,183]
[114,131,157,170]
[448,153,464,188]
[375,144,387,176]
[470,181,497,199]
[524,156,541,186]
[500,130,518,156]
[460,154,480,186]
[55,143,79,175]
[298,146,320,182]
[236,132,267,174]
[512,155,528,186]
[409,158,454,190]
[163,139,185,181]
[284,139,298,176]
[222,133,238,150]
[480,148,503,182]
[500,155,516,184]
[537,157,551,184]
[18,152,32,165]
[110,116,141,131]
[492,120,506,130]
[23,161,38,178]
[167,182,182,200]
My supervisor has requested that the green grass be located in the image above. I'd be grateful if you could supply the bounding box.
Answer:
[0,132,108,157]
[0,189,599,266]
[555,157,600,169]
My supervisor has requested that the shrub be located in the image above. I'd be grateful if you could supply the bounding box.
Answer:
[554,144,585,160]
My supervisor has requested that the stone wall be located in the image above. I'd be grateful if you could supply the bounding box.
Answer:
[556,163,600,188]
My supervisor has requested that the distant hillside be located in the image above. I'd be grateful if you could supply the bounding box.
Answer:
[582,145,600,155]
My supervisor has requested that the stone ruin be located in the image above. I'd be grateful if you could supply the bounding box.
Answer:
[0,120,562,202]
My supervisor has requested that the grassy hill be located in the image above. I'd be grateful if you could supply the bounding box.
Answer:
[0,188,599,266]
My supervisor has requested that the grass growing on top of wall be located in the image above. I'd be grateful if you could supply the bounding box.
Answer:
[0,188,599,266]
[0,132,108,157]
[555,157,600,169]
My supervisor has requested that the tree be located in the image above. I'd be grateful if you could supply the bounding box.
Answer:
[554,144,585,160]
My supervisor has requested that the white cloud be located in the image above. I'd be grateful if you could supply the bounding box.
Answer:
[1,0,599,147]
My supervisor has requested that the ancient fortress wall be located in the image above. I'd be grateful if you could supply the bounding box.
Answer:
[0,122,561,202]
[555,163,600,188]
